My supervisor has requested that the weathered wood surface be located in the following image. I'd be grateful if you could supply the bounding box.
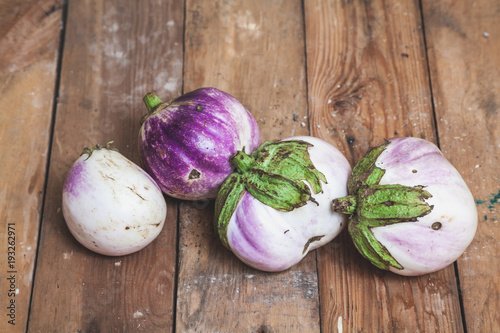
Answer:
[175,0,318,331]
[0,0,497,332]
[422,0,500,332]
[28,0,183,331]
[0,1,62,332]
[305,1,462,331]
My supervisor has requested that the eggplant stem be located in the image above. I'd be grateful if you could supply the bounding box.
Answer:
[231,151,255,174]
[143,93,163,113]
[81,141,117,159]
[332,195,357,215]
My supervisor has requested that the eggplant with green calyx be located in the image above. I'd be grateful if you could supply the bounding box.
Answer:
[332,137,477,276]
[215,136,351,272]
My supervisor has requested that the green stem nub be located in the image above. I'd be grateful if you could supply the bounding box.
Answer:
[81,141,117,159]
[332,195,357,215]
[231,151,255,174]
[143,93,164,113]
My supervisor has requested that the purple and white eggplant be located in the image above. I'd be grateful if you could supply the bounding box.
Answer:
[62,143,167,256]
[214,136,351,272]
[139,88,261,200]
[332,137,478,276]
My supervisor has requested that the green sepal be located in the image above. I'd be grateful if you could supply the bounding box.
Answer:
[358,184,433,221]
[214,174,246,249]
[349,215,403,270]
[339,184,433,271]
[347,141,388,194]
[228,140,327,212]
[251,140,327,194]
[243,169,312,212]
[215,139,328,247]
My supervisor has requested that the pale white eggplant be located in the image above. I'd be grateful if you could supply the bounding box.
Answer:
[62,143,167,256]
[333,137,478,276]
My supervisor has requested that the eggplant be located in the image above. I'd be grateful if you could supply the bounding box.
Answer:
[214,136,351,271]
[62,143,167,256]
[139,88,261,200]
[332,137,478,276]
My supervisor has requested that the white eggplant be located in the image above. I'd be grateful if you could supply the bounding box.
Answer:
[62,143,167,256]
[332,137,478,276]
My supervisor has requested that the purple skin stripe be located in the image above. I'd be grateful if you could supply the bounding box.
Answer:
[227,193,304,271]
[377,137,469,191]
[139,88,261,200]
[374,224,458,272]
[63,159,91,197]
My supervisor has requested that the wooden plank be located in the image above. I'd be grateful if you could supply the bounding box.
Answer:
[175,0,318,331]
[421,0,500,331]
[304,0,464,331]
[0,1,62,332]
[28,0,183,331]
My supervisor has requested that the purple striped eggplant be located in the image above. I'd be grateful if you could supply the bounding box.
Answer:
[332,137,478,276]
[215,136,351,272]
[139,88,261,200]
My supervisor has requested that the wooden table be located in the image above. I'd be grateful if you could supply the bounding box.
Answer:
[1,0,498,332]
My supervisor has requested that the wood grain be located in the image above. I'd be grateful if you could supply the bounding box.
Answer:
[176,0,317,331]
[304,0,463,331]
[0,1,62,332]
[422,0,500,331]
[2,0,496,331]
[27,0,183,331]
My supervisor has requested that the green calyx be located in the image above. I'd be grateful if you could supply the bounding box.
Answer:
[214,140,327,248]
[332,141,433,271]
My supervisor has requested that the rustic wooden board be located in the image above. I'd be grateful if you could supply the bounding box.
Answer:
[2,0,495,331]
[0,1,62,332]
[28,0,183,331]
[304,0,463,331]
[175,0,318,331]
[422,0,500,331]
